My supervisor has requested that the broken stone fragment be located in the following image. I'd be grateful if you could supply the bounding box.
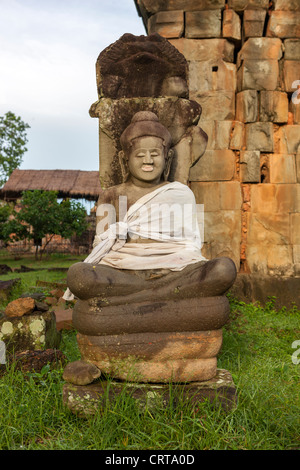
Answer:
[63,360,101,386]
[5,297,35,318]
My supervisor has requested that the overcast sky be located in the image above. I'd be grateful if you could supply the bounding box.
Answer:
[0,0,145,172]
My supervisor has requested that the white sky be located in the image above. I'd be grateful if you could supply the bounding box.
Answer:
[0,0,145,172]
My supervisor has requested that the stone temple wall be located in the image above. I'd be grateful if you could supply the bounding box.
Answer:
[134,0,300,306]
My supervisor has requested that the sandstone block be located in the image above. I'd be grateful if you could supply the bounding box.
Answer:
[267,244,294,277]
[192,91,235,121]
[267,11,300,38]
[284,39,300,60]
[230,121,245,150]
[203,210,241,268]
[269,154,297,184]
[273,0,300,10]
[297,153,300,182]
[219,182,243,210]
[290,213,300,245]
[189,59,236,93]
[293,245,300,264]
[191,181,242,212]
[139,0,226,14]
[227,0,269,10]
[236,90,258,123]
[189,149,236,181]
[246,122,274,152]
[185,10,222,39]
[282,61,300,92]
[251,183,300,214]
[237,60,280,91]
[169,38,234,62]
[289,100,300,125]
[191,182,221,212]
[239,150,260,182]
[0,311,60,354]
[259,91,289,123]
[237,38,283,63]
[243,10,266,38]
[247,212,290,246]
[214,121,234,149]
[222,9,241,41]
[5,297,35,318]
[148,10,184,38]
[274,125,300,154]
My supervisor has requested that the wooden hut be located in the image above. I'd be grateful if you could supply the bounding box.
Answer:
[0,169,101,201]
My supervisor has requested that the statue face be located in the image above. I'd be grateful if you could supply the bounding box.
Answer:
[127,136,167,185]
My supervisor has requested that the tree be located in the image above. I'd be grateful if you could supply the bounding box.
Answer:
[0,111,30,187]
[3,190,88,259]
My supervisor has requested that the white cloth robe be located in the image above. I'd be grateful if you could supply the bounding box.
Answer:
[63,181,206,301]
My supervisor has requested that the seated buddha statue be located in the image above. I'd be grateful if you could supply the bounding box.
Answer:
[64,111,236,304]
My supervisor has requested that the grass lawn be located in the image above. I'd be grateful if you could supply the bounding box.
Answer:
[0,250,299,450]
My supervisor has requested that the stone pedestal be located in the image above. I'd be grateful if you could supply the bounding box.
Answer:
[62,369,237,418]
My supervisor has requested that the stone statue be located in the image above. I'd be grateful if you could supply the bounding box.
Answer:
[63,111,237,385]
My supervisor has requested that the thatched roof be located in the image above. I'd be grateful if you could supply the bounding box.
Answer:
[0,169,102,201]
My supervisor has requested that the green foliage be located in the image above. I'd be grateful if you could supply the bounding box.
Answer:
[0,111,30,187]
[0,202,14,244]
[2,190,88,258]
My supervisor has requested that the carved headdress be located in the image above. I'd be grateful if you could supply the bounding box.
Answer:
[120,111,172,152]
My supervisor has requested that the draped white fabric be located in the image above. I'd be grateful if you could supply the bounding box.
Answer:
[63,182,206,301]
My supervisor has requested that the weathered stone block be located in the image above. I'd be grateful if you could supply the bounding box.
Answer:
[148,10,184,38]
[267,11,300,38]
[186,10,222,39]
[191,181,242,212]
[230,121,245,150]
[237,60,280,91]
[251,183,300,214]
[289,100,300,125]
[282,61,300,92]
[247,212,290,246]
[290,213,300,244]
[193,91,235,121]
[293,245,300,264]
[243,10,266,38]
[214,121,234,149]
[203,210,241,268]
[269,154,297,184]
[239,150,260,182]
[274,125,300,154]
[236,90,258,122]
[0,311,60,355]
[189,59,236,93]
[139,0,226,14]
[169,38,234,62]
[284,39,300,60]
[191,182,220,212]
[246,122,274,152]
[237,38,283,63]
[273,0,300,10]
[259,91,289,123]
[189,149,236,182]
[222,9,241,41]
[189,150,235,181]
[267,244,294,277]
[219,182,243,211]
[296,153,300,182]
[227,0,269,10]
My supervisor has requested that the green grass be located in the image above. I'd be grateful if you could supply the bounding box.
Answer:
[0,251,299,450]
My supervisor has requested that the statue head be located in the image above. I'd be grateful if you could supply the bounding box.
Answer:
[119,111,174,185]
